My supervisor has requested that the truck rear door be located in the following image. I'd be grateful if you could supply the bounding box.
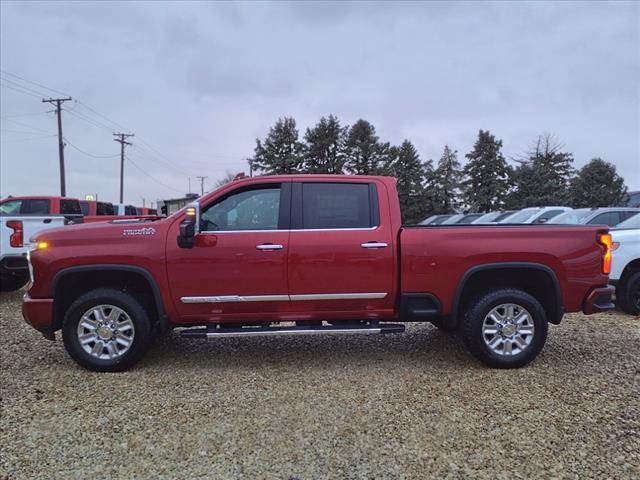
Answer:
[287,180,395,317]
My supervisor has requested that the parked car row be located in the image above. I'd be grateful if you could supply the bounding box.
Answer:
[420,207,640,227]
[0,195,160,292]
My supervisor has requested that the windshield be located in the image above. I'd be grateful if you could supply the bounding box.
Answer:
[547,209,591,224]
[473,212,502,223]
[614,213,640,229]
[442,214,464,224]
[431,215,453,225]
[419,215,438,225]
[500,208,541,223]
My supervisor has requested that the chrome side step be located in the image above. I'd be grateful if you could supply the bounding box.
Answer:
[180,323,405,339]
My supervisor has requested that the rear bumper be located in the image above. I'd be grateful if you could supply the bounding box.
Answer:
[22,293,55,335]
[582,285,615,315]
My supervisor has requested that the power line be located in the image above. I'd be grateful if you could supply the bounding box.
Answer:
[0,69,71,97]
[1,111,49,119]
[1,117,55,135]
[74,100,129,132]
[0,134,57,143]
[0,76,50,97]
[64,138,120,159]
[63,108,115,133]
[126,156,184,194]
[1,128,55,137]
[0,82,43,99]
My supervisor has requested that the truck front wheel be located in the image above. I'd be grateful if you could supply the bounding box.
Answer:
[461,288,548,369]
[62,288,153,372]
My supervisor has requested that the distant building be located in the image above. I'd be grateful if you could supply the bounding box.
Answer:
[160,193,198,216]
[626,191,640,208]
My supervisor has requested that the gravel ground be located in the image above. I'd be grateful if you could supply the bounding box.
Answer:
[1,290,639,479]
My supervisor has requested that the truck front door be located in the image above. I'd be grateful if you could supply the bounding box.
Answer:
[167,181,291,322]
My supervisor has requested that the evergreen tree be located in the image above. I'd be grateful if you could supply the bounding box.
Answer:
[462,130,511,212]
[302,115,347,174]
[525,135,574,206]
[569,158,628,207]
[432,145,463,213]
[343,119,390,175]
[504,162,537,209]
[250,117,303,175]
[389,140,431,223]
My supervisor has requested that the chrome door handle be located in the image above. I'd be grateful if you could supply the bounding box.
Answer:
[256,244,284,250]
[361,242,388,249]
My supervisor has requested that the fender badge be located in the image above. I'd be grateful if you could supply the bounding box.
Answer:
[123,227,156,236]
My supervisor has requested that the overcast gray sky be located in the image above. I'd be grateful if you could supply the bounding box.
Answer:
[1,1,639,205]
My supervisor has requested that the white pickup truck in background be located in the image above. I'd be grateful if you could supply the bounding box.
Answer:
[0,216,66,291]
[610,214,640,315]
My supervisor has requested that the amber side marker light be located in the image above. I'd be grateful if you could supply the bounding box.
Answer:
[597,233,612,275]
[186,207,196,217]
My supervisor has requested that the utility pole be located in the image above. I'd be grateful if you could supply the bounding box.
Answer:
[141,197,146,208]
[196,176,208,196]
[113,133,134,203]
[188,177,191,194]
[42,97,72,196]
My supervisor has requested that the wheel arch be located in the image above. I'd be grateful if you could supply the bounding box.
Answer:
[452,262,564,326]
[621,259,640,280]
[51,264,169,332]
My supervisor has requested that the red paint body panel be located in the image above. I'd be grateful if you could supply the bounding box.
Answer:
[22,174,612,333]
[22,294,54,331]
[400,225,610,314]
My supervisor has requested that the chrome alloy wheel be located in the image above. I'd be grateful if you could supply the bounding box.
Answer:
[77,305,135,360]
[482,303,534,356]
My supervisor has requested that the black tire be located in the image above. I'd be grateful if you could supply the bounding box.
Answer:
[0,273,29,292]
[617,271,640,316]
[62,288,153,372]
[461,288,548,369]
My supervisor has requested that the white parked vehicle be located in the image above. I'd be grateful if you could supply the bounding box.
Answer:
[610,214,640,315]
[0,216,66,291]
[548,208,639,227]
[499,207,572,224]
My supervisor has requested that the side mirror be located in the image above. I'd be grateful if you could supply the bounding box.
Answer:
[177,203,199,248]
[538,217,549,224]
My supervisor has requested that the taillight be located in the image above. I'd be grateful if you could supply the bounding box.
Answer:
[6,220,24,247]
[597,233,612,275]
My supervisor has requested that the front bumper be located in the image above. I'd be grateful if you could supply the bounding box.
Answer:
[582,285,615,315]
[22,293,55,337]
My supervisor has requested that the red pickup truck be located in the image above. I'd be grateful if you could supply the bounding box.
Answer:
[22,175,614,372]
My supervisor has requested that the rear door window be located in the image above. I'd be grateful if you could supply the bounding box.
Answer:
[60,199,82,215]
[23,199,51,215]
[299,183,376,229]
[589,212,620,226]
[536,209,565,223]
[97,202,115,215]
[125,205,137,215]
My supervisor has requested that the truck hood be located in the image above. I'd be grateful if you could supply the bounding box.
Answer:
[31,217,170,246]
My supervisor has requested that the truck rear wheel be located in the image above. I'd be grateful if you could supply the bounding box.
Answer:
[461,288,548,369]
[62,288,152,372]
[617,271,640,316]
